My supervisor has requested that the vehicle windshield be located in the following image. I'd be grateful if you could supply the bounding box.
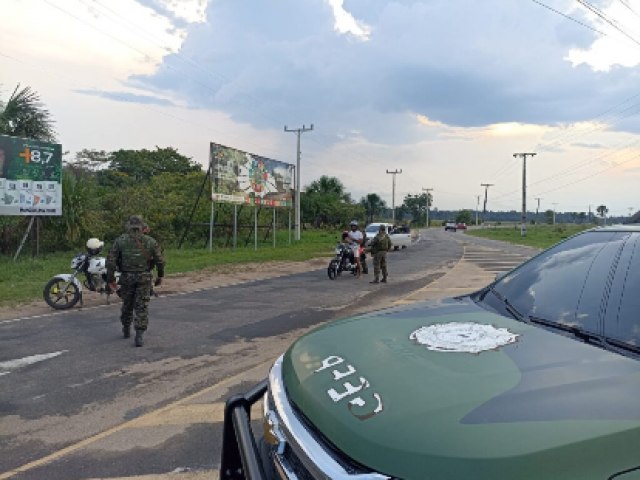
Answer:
[477,230,640,355]
[365,225,382,233]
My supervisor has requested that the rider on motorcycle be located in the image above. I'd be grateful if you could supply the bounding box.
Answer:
[347,220,363,277]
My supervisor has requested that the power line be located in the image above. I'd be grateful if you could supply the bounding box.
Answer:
[530,0,608,36]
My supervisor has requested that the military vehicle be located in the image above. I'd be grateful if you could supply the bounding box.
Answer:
[222,225,640,479]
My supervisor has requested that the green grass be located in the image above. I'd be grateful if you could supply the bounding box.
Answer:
[465,223,594,249]
[0,229,341,307]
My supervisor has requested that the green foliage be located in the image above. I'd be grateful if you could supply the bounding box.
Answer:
[98,147,200,184]
[455,210,473,224]
[359,193,387,224]
[467,224,591,249]
[597,205,609,218]
[399,192,432,226]
[302,175,363,228]
[0,84,56,142]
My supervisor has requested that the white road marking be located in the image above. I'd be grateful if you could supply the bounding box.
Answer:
[0,350,68,375]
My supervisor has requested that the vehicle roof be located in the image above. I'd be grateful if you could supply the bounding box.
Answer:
[590,224,640,232]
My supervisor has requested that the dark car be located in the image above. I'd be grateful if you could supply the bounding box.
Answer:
[222,225,640,480]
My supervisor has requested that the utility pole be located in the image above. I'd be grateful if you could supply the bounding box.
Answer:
[552,202,559,225]
[284,124,313,241]
[475,195,480,226]
[513,153,536,237]
[535,197,542,224]
[480,183,494,224]
[588,204,592,224]
[422,187,433,227]
[386,169,402,223]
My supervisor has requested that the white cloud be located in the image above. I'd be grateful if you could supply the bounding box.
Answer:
[3,0,640,216]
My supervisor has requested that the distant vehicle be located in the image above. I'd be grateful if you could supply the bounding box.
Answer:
[444,221,457,231]
[456,222,467,230]
[364,222,411,250]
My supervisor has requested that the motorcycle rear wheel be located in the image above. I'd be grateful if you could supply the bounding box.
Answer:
[328,260,339,280]
[43,278,81,310]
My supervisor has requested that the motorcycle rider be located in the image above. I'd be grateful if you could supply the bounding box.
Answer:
[347,220,363,277]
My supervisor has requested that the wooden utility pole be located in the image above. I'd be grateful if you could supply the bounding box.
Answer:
[513,153,536,236]
[480,183,494,224]
[387,169,403,223]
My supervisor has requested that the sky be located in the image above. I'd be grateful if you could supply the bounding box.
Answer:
[2,0,640,217]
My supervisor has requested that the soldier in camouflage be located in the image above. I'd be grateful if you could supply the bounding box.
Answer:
[369,224,392,284]
[106,215,165,347]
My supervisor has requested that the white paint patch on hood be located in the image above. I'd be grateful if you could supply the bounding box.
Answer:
[410,323,519,354]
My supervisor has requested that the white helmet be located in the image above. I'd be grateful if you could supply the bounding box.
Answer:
[86,238,104,250]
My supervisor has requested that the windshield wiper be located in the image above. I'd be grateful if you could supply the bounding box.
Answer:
[488,286,528,324]
[528,316,603,345]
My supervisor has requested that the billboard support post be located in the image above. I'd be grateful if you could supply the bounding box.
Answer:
[254,207,258,251]
[288,209,292,245]
[233,204,238,249]
[13,216,35,261]
[273,209,276,248]
[209,200,214,252]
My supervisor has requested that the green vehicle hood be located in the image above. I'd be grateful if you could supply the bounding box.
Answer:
[282,299,640,480]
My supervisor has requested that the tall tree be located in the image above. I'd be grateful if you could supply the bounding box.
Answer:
[596,205,609,219]
[306,175,350,201]
[0,84,56,142]
[359,193,387,224]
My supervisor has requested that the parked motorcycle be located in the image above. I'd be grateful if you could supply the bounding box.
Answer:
[43,238,119,310]
[327,242,361,279]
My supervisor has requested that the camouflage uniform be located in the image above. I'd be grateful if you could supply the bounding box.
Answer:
[369,228,392,283]
[106,216,165,346]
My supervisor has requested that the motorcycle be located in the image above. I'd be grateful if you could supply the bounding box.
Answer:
[327,243,368,279]
[43,238,119,310]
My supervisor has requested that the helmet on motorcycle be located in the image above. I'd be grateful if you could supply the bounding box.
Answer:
[349,220,358,227]
[86,237,104,256]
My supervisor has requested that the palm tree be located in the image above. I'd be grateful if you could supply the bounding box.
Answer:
[0,84,56,142]
[360,193,387,223]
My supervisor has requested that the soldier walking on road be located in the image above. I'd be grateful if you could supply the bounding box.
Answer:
[369,224,392,284]
[106,215,165,347]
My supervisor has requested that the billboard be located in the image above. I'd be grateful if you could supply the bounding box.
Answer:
[210,142,294,207]
[0,134,62,216]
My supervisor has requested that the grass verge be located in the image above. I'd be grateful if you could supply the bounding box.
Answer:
[0,230,340,307]
[465,223,594,249]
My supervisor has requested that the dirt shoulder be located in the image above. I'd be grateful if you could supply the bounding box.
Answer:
[0,257,330,321]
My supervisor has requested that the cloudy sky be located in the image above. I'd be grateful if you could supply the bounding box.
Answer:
[2,0,640,217]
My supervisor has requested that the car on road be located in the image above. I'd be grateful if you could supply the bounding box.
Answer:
[444,220,457,231]
[364,222,411,250]
[456,222,467,230]
[222,225,640,480]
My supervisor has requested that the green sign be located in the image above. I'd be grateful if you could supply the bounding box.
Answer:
[0,134,62,216]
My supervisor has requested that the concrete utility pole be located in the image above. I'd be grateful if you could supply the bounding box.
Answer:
[422,187,433,227]
[535,197,542,224]
[513,153,536,237]
[284,124,313,241]
[475,195,480,226]
[387,169,403,223]
[480,183,494,224]
[552,202,559,225]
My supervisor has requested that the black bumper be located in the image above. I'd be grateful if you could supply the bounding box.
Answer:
[220,379,269,480]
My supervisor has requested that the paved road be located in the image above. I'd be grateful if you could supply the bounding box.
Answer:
[0,229,539,480]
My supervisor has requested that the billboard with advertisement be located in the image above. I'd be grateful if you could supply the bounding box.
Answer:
[210,142,294,207]
[0,134,62,216]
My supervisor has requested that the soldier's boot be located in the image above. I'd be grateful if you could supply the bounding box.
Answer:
[370,277,379,284]
[122,324,131,339]
[135,330,144,347]
[381,276,388,283]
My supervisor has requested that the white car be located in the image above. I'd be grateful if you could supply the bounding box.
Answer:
[364,222,411,250]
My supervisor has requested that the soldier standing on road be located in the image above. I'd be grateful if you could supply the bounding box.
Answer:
[369,224,392,284]
[106,215,165,347]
